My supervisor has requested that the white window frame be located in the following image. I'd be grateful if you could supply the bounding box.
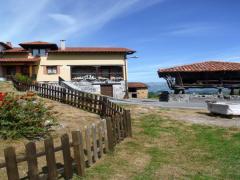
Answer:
[47,66,58,74]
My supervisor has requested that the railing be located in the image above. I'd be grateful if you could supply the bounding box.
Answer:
[0,79,132,179]
[71,72,124,81]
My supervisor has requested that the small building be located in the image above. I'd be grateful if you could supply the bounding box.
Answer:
[128,82,148,98]
[158,61,240,94]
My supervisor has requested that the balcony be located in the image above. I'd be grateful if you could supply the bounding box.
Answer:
[71,72,124,82]
[71,66,124,82]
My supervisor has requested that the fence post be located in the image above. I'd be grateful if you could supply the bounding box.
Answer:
[85,126,93,166]
[72,131,85,177]
[106,117,114,151]
[4,147,20,180]
[101,97,107,117]
[25,142,39,180]
[61,134,73,179]
[61,88,66,103]
[126,110,132,137]
[44,137,58,180]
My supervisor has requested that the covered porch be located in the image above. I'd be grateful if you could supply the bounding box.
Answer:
[70,66,124,81]
[0,58,40,80]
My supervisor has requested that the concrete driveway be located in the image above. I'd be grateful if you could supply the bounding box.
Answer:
[111,98,207,110]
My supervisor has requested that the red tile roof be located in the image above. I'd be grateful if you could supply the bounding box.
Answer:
[49,47,135,54]
[0,58,40,62]
[158,61,240,73]
[128,82,148,88]
[3,47,135,54]
[3,48,28,53]
[0,42,12,49]
[19,41,58,50]
[19,41,56,45]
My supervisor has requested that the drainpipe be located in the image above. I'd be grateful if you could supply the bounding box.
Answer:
[123,55,139,99]
[124,55,128,99]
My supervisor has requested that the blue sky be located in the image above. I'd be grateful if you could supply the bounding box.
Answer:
[1,0,240,82]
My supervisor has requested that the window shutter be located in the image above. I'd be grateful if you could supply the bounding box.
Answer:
[43,66,47,74]
[57,66,60,74]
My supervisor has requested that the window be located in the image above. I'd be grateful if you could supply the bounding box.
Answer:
[47,66,57,74]
[32,49,39,56]
[40,49,46,56]
[32,49,46,57]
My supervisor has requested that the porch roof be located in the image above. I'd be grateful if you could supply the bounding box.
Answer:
[0,58,40,62]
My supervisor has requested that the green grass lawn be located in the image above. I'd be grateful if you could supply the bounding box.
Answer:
[75,108,240,180]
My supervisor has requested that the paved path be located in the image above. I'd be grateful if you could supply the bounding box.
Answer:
[111,98,207,110]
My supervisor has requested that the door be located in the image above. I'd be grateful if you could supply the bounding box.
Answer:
[101,85,113,97]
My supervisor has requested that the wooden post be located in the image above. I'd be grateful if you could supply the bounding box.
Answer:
[44,137,58,180]
[72,131,85,177]
[92,124,98,162]
[29,65,33,78]
[61,134,73,179]
[62,88,66,103]
[106,117,114,151]
[98,125,104,157]
[126,110,132,137]
[102,119,109,153]
[25,142,39,180]
[4,147,20,180]
[101,97,107,117]
[85,126,93,166]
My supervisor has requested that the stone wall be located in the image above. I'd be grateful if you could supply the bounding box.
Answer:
[62,80,126,99]
[137,88,148,99]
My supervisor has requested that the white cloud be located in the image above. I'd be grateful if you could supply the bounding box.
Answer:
[1,0,50,42]
[0,0,165,42]
[162,23,219,37]
[49,13,76,25]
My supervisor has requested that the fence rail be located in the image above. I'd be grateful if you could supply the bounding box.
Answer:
[1,79,132,179]
[1,121,108,180]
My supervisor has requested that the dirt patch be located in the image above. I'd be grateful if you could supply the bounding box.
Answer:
[43,98,101,135]
[0,81,16,92]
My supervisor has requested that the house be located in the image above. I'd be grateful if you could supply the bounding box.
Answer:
[0,40,136,98]
[158,61,240,94]
[128,82,148,98]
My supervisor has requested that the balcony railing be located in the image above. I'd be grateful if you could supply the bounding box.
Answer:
[71,72,124,81]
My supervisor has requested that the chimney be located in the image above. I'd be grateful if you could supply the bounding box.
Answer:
[60,40,66,50]
[6,42,12,48]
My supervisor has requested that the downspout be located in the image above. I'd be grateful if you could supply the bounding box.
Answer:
[124,55,128,99]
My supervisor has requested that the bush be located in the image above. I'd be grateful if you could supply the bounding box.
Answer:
[0,93,57,139]
[15,73,32,84]
[148,92,159,99]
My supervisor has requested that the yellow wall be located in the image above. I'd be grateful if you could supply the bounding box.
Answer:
[37,53,127,81]
[1,52,128,82]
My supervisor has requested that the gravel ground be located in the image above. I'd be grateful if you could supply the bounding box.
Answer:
[123,103,240,128]
[111,98,207,109]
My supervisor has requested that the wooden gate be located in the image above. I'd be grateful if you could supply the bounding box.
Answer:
[101,85,113,97]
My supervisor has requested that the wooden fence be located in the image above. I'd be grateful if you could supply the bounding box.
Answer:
[0,79,132,179]
[12,79,132,138]
[0,120,109,180]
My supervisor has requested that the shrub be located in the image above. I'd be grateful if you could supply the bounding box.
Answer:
[0,93,57,139]
[148,92,159,99]
[15,73,32,84]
